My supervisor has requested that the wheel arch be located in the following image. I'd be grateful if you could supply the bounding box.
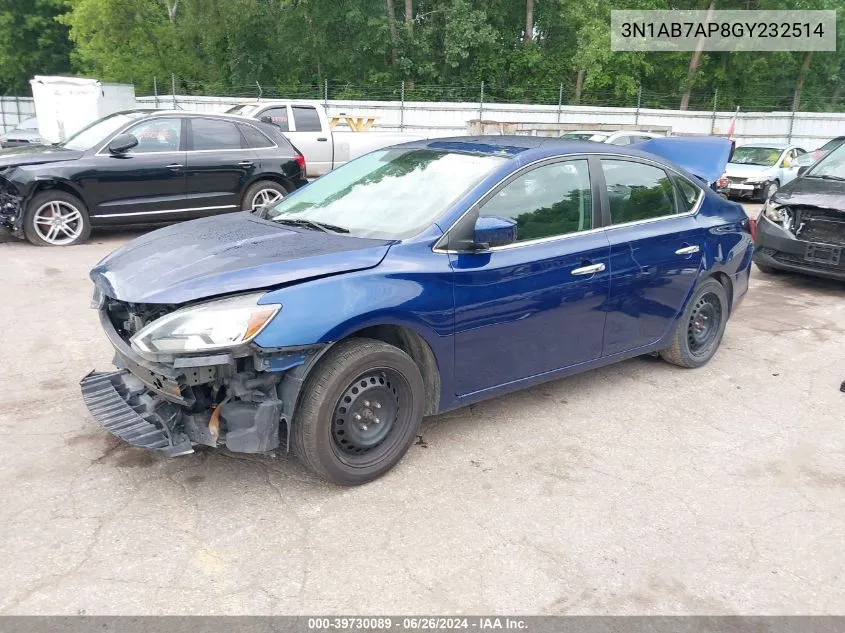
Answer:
[701,270,733,316]
[27,178,86,207]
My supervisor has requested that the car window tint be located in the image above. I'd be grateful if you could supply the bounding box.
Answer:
[259,107,289,132]
[238,123,274,149]
[608,136,632,146]
[480,159,593,242]
[125,118,181,153]
[291,106,322,132]
[601,159,677,223]
[675,177,701,212]
[191,118,242,151]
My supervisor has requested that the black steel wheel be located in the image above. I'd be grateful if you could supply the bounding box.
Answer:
[291,338,425,485]
[660,278,729,368]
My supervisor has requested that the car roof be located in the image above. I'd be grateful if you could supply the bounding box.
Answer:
[110,108,262,123]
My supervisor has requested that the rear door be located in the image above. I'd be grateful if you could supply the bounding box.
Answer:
[450,158,610,396]
[287,105,333,177]
[84,116,187,221]
[600,158,705,355]
[184,117,258,216]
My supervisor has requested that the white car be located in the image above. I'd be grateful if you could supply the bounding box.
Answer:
[227,100,424,178]
[722,144,806,201]
[560,130,663,145]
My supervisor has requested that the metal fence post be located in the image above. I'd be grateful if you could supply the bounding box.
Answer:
[478,81,485,122]
[1,96,5,132]
[256,81,263,100]
[324,79,328,106]
[787,106,796,144]
[15,95,20,125]
[710,88,718,134]
[556,83,563,123]
[635,86,642,126]
[153,76,159,108]
[400,80,405,131]
[171,73,177,109]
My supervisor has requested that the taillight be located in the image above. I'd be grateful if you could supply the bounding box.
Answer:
[748,217,757,241]
[295,154,306,173]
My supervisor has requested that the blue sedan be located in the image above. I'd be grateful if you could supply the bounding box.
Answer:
[81,135,753,484]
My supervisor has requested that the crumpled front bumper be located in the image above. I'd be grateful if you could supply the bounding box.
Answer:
[80,370,194,456]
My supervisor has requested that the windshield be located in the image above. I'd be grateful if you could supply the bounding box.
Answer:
[807,142,845,180]
[264,149,507,239]
[562,132,599,141]
[730,146,782,167]
[60,111,149,151]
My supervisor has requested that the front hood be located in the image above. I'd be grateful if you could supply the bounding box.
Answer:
[773,176,845,211]
[725,163,770,178]
[91,213,393,304]
[0,144,82,168]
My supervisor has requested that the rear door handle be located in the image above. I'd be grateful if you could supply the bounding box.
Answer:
[166,163,183,170]
[675,245,700,255]
[237,161,254,167]
[316,137,328,142]
[571,263,606,276]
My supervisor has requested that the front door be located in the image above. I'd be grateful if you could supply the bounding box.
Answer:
[83,117,187,221]
[184,117,258,216]
[451,158,610,396]
[599,158,705,355]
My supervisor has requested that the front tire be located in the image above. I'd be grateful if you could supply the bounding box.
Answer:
[755,262,779,274]
[291,338,425,485]
[761,181,778,201]
[242,180,287,212]
[660,278,729,368]
[23,190,91,246]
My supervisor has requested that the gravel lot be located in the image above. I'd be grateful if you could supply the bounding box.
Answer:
[1,209,844,615]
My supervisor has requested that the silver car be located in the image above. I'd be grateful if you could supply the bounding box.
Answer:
[0,117,42,148]
[722,144,806,201]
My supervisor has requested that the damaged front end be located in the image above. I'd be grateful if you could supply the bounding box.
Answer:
[80,294,325,456]
[0,172,24,236]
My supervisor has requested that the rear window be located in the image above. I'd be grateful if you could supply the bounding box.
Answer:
[238,124,274,149]
[292,106,322,132]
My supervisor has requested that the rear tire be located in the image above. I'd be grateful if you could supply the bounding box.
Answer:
[755,262,779,274]
[659,278,729,369]
[242,180,287,212]
[291,338,425,485]
[23,190,91,246]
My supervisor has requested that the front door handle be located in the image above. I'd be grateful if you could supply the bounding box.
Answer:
[237,161,254,167]
[316,137,328,142]
[571,263,606,276]
[165,163,183,170]
[675,245,700,255]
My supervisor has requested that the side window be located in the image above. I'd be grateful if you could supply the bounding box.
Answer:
[190,118,243,151]
[608,135,632,146]
[479,159,593,242]
[291,106,322,132]
[259,107,289,132]
[601,159,677,224]
[675,176,702,212]
[238,123,274,149]
[124,118,181,153]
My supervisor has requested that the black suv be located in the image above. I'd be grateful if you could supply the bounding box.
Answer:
[0,110,307,246]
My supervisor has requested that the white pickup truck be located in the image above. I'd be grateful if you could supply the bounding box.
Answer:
[226,100,424,178]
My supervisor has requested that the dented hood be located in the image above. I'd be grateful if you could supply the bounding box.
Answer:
[0,144,82,168]
[90,213,392,304]
[773,175,845,211]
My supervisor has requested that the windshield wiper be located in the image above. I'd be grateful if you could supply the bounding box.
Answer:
[807,174,845,181]
[273,218,349,234]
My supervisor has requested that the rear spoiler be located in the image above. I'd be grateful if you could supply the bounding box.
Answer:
[631,137,734,184]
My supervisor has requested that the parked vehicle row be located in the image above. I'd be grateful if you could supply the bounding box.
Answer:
[0,116,42,147]
[0,109,308,246]
[226,100,425,177]
[78,134,753,484]
[716,144,806,201]
[559,130,664,145]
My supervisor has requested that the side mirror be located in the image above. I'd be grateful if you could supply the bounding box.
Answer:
[107,133,138,155]
[471,215,517,249]
[259,116,273,124]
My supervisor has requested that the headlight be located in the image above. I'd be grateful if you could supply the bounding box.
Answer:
[762,200,791,226]
[744,175,767,184]
[131,293,281,354]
